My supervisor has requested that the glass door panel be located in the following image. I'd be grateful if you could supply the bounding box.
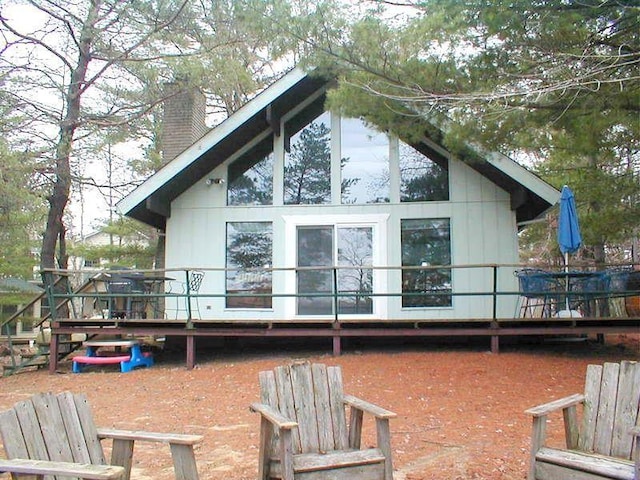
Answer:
[337,227,373,314]
[297,226,333,315]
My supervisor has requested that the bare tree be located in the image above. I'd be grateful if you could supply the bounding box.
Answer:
[0,0,209,272]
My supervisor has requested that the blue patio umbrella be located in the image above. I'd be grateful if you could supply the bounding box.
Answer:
[558,185,582,256]
[557,185,582,314]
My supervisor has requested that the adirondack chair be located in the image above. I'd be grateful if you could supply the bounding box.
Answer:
[250,362,396,480]
[525,360,640,480]
[0,391,202,480]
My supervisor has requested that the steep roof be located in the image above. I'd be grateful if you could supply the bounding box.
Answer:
[0,278,43,294]
[118,68,559,229]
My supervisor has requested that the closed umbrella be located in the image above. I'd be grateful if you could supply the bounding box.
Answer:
[557,185,582,316]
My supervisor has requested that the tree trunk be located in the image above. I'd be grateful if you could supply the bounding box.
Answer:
[39,0,101,272]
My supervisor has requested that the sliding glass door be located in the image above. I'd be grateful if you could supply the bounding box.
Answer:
[296,225,373,315]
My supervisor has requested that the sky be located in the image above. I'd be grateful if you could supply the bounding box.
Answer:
[2,0,421,239]
[2,3,149,238]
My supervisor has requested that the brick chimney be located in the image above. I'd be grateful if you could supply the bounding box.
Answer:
[161,83,208,163]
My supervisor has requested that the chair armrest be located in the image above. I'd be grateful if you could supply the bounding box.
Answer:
[250,402,298,429]
[0,458,125,479]
[96,428,203,445]
[343,394,396,419]
[525,393,584,417]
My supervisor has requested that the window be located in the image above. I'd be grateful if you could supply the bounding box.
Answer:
[227,153,273,206]
[341,118,389,204]
[296,225,373,315]
[399,142,449,202]
[226,222,272,308]
[401,219,452,307]
[284,112,331,205]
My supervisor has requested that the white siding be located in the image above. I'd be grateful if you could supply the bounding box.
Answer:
[165,153,520,322]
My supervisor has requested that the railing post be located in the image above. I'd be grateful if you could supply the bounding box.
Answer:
[332,267,341,356]
[491,265,499,353]
[185,269,193,329]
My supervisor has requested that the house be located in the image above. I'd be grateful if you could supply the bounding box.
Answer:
[69,230,152,270]
[0,277,43,338]
[117,68,559,326]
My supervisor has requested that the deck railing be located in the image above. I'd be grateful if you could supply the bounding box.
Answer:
[2,263,637,374]
[34,263,639,327]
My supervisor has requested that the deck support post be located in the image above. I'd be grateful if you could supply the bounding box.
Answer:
[186,335,195,369]
[491,335,499,354]
[490,320,500,354]
[48,330,59,374]
[332,335,341,356]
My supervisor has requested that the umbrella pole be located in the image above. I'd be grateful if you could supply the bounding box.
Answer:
[564,252,570,312]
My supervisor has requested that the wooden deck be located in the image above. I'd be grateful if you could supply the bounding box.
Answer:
[48,315,640,373]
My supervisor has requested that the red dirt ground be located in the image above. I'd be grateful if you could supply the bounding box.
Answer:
[1,334,638,480]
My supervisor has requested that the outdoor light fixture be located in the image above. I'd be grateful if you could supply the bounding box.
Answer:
[205,177,225,186]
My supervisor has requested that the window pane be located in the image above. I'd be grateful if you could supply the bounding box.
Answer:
[401,219,452,307]
[285,112,331,205]
[337,227,373,314]
[297,226,333,315]
[341,118,389,204]
[226,222,272,308]
[227,153,273,206]
[400,142,449,202]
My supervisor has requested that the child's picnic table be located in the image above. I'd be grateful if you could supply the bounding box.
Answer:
[73,339,154,373]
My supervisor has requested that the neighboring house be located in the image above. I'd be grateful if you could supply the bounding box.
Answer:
[0,277,43,337]
[118,68,559,324]
[70,230,121,271]
[69,230,152,278]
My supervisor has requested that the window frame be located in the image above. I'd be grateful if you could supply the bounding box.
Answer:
[400,218,453,309]
[225,221,274,310]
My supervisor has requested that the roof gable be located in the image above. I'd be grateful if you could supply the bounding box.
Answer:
[118,68,558,228]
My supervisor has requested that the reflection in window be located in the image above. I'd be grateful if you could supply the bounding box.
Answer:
[227,153,273,206]
[297,226,333,314]
[337,227,373,314]
[296,225,373,315]
[285,112,331,205]
[401,219,451,307]
[341,118,389,204]
[400,142,449,202]
[226,222,272,308]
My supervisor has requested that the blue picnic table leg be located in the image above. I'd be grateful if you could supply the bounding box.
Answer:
[73,346,97,373]
[120,344,154,373]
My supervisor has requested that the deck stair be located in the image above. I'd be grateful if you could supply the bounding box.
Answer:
[1,329,87,376]
[1,275,94,377]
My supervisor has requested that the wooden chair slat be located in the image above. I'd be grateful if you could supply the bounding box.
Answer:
[580,364,603,452]
[290,363,320,454]
[0,409,29,459]
[56,392,92,465]
[274,365,302,453]
[32,393,76,464]
[72,393,107,465]
[611,361,640,459]
[310,363,335,452]
[594,363,620,455]
[327,366,349,450]
[259,370,280,459]
[14,399,51,463]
